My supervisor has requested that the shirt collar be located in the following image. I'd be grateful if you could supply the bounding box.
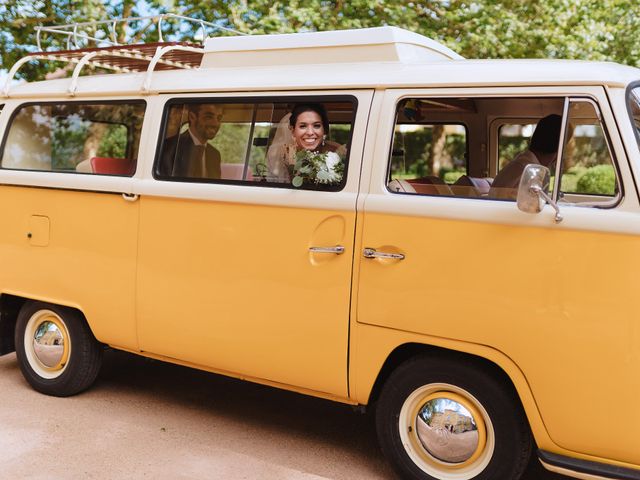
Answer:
[188,127,205,146]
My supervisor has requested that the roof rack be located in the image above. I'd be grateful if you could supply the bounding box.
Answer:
[2,14,247,98]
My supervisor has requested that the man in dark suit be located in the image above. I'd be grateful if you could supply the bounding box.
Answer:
[158,103,223,179]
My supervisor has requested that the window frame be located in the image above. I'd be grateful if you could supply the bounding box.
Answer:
[152,94,358,193]
[388,120,469,185]
[385,93,624,208]
[0,99,147,177]
[385,98,470,197]
[554,97,623,208]
[491,117,541,177]
[624,80,640,153]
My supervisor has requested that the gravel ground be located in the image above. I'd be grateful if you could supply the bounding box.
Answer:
[0,349,568,480]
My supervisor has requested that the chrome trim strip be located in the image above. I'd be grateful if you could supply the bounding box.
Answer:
[539,450,640,480]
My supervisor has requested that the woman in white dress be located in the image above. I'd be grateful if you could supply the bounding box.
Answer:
[267,103,345,183]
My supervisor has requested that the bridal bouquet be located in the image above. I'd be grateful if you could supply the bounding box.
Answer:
[291,150,344,187]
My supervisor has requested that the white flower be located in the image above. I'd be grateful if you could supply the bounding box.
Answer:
[292,150,344,186]
[325,151,341,172]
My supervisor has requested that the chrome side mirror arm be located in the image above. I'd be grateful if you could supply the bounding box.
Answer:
[530,185,563,223]
[516,164,563,223]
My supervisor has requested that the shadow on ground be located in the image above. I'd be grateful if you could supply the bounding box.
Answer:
[96,349,568,480]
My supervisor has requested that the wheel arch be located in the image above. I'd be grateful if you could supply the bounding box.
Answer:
[0,294,27,355]
[0,293,92,355]
[368,343,520,406]
[13,299,104,396]
[351,331,554,452]
[373,345,534,480]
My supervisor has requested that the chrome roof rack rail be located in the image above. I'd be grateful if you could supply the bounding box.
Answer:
[141,44,207,93]
[3,13,247,98]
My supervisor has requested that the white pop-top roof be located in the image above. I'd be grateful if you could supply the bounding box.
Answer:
[200,26,464,68]
[3,26,640,98]
[7,59,639,99]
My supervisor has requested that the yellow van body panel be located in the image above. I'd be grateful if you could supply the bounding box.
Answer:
[350,321,640,473]
[0,186,139,349]
[356,211,640,465]
[136,195,354,397]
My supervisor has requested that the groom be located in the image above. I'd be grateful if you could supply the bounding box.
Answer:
[159,103,223,179]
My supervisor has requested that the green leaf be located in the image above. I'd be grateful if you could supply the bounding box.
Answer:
[292,175,304,187]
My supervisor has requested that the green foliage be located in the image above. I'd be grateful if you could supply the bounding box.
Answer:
[445,134,466,171]
[97,124,128,158]
[569,136,609,168]
[210,123,272,171]
[0,0,141,80]
[292,149,343,186]
[443,170,465,184]
[499,137,530,171]
[51,116,90,170]
[576,164,616,195]
[3,0,640,83]
[559,166,587,193]
[390,127,466,180]
[210,123,253,164]
[390,128,432,178]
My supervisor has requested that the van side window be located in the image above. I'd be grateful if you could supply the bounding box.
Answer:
[389,97,572,199]
[389,122,468,196]
[0,102,145,176]
[155,98,356,191]
[498,123,536,172]
[557,100,619,203]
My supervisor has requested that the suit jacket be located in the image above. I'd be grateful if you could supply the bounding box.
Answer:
[158,131,221,179]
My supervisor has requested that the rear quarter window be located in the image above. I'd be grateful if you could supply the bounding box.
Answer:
[0,101,146,176]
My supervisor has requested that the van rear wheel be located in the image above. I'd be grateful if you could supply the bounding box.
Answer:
[375,355,532,480]
[14,301,103,397]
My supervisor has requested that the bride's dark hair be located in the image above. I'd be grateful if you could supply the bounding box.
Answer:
[289,103,330,133]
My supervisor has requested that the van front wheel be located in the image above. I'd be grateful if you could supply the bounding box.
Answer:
[14,301,103,397]
[376,355,532,480]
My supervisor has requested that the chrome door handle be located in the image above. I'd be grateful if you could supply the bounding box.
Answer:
[122,193,139,202]
[309,245,345,255]
[363,247,404,260]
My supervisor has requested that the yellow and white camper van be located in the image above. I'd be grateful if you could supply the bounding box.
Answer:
[1,15,639,480]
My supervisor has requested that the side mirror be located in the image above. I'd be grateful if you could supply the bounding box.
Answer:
[516,164,563,223]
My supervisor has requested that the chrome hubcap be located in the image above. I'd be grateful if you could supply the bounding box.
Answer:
[24,309,71,379]
[416,396,480,464]
[33,320,66,368]
[399,383,494,479]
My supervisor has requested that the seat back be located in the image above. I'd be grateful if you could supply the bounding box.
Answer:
[90,157,134,176]
[407,176,453,196]
[220,163,254,180]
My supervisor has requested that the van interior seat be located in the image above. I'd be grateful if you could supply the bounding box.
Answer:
[388,179,416,193]
[90,157,134,176]
[407,176,453,196]
[449,185,479,197]
[453,175,493,196]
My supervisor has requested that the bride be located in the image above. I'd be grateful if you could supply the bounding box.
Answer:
[267,103,346,183]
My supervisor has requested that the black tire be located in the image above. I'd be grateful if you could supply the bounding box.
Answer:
[376,354,532,480]
[14,301,103,397]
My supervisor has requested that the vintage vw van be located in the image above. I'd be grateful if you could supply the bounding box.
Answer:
[0,17,639,480]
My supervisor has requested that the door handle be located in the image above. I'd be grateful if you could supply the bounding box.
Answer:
[309,245,345,255]
[363,247,404,260]
[122,193,139,202]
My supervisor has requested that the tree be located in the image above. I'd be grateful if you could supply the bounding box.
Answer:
[2,0,640,82]
[0,0,143,80]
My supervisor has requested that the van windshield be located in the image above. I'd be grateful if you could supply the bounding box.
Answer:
[628,85,640,144]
